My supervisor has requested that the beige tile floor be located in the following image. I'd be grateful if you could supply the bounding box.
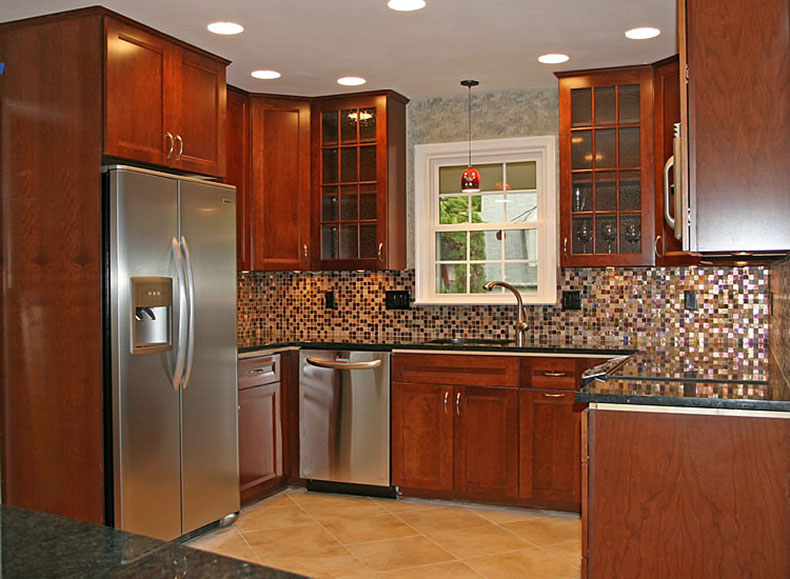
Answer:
[187,489,581,578]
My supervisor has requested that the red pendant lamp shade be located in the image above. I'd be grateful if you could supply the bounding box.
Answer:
[460,79,480,193]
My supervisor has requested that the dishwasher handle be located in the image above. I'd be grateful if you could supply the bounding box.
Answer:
[306,356,382,370]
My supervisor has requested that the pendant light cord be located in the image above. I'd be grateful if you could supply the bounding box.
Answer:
[467,84,472,167]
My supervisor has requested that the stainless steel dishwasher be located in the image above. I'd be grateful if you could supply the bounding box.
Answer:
[299,349,392,495]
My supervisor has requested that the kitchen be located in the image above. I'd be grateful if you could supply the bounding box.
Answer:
[1,0,788,577]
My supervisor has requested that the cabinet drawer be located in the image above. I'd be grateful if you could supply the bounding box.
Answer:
[238,354,280,389]
[392,353,519,387]
[521,358,578,390]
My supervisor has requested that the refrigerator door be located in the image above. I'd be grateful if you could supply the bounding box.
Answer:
[178,179,240,534]
[108,167,183,541]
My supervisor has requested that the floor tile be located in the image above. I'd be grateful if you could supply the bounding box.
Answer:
[257,545,368,579]
[236,503,316,532]
[340,560,483,579]
[464,547,580,579]
[543,541,582,568]
[396,506,490,534]
[346,535,455,572]
[322,513,418,545]
[500,515,581,547]
[370,497,442,515]
[188,527,260,564]
[290,493,389,521]
[427,524,531,559]
[475,508,545,524]
[244,522,342,558]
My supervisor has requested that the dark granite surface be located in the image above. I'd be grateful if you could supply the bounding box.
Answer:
[0,505,304,578]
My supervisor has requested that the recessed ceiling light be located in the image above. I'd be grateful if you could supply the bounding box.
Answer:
[538,53,570,64]
[625,27,661,40]
[207,21,244,35]
[337,76,367,86]
[251,70,281,80]
[387,0,426,11]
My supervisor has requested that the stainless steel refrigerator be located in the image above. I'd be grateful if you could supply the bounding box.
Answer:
[104,165,239,541]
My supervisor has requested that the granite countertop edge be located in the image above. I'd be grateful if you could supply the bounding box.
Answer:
[575,391,790,412]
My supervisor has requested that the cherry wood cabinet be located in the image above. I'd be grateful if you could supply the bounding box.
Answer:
[226,87,252,271]
[105,18,227,177]
[250,96,312,270]
[311,91,408,270]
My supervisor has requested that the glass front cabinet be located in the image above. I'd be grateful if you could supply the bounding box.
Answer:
[311,91,408,270]
[556,66,655,267]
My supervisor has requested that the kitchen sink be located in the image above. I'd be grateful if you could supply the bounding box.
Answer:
[424,338,515,346]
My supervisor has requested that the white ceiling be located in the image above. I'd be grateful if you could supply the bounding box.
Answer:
[1,0,675,99]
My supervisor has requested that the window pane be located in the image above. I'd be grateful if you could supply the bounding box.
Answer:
[341,147,357,182]
[595,129,616,168]
[504,230,537,260]
[322,225,338,259]
[571,131,592,169]
[358,108,377,142]
[322,148,338,184]
[341,109,357,144]
[322,187,338,221]
[619,127,640,168]
[322,111,338,146]
[572,216,593,255]
[439,196,469,224]
[439,166,464,194]
[472,194,505,223]
[340,185,357,220]
[339,224,358,258]
[505,161,536,190]
[437,263,467,294]
[571,88,592,127]
[436,231,467,261]
[470,231,502,261]
[572,173,592,212]
[360,224,377,258]
[470,263,502,293]
[505,263,538,292]
[595,173,617,211]
[359,145,377,181]
[619,170,641,211]
[594,86,616,126]
[620,214,642,254]
[596,215,618,254]
[477,164,504,192]
[618,84,640,124]
[359,183,377,220]
[506,193,538,222]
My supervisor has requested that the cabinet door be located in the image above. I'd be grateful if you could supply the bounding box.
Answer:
[238,382,281,498]
[391,382,453,491]
[170,47,226,177]
[226,88,251,271]
[105,19,171,166]
[454,386,519,497]
[250,97,311,270]
[519,389,580,506]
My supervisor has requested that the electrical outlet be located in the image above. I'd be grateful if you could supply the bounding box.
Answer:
[684,290,697,311]
[385,290,410,310]
[325,290,336,310]
[562,291,581,311]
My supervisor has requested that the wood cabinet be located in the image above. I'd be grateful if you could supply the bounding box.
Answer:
[226,87,252,271]
[250,96,312,270]
[557,66,656,267]
[105,18,227,177]
[311,91,408,270]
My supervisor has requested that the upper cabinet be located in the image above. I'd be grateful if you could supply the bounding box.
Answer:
[557,66,656,267]
[311,91,408,270]
[105,18,227,177]
[226,88,252,271]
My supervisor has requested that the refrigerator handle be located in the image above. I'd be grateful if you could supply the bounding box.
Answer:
[180,235,196,390]
[171,237,188,391]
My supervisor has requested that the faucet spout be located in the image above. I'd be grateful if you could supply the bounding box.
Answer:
[482,280,528,346]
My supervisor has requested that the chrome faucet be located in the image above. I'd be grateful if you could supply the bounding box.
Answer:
[483,280,528,346]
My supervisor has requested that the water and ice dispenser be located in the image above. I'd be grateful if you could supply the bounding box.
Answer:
[131,277,173,354]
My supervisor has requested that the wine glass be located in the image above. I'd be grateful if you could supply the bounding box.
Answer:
[601,222,617,254]
[576,222,592,253]
[624,223,641,250]
[573,188,586,212]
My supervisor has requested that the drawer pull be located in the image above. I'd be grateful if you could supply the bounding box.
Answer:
[249,366,274,375]
[542,392,566,398]
[542,371,568,377]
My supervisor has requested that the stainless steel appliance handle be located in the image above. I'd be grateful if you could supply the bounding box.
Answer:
[175,134,184,161]
[663,155,675,230]
[170,237,188,391]
[180,235,196,389]
[305,357,382,370]
[672,131,683,241]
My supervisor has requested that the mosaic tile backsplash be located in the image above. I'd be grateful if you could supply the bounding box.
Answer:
[237,266,770,351]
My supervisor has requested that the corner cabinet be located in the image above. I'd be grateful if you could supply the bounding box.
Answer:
[311,91,408,270]
[557,66,656,267]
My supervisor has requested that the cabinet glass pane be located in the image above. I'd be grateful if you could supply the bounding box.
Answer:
[322,111,338,146]
[437,232,467,260]
[470,231,501,261]
[506,193,538,222]
[478,163,504,192]
[322,148,338,184]
[505,229,537,260]
[341,147,357,182]
[339,224,358,258]
[359,146,377,181]
[594,86,616,126]
[322,225,338,259]
[619,170,641,211]
[439,165,464,194]
[341,109,357,144]
[595,173,617,211]
[472,194,505,223]
[572,173,593,212]
[595,129,616,168]
[358,108,377,142]
[360,224,377,258]
[440,196,469,224]
[571,88,592,127]
[322,186,338,221]
[620,214,642,253]
[437,264,467,294]
[505,263,538,292]
[618,84,640,124]
[595,215,618,254]
[571,130,592,169]
[340,185,357,220]
[359,183,377,220]
[572,216,593,254]
[505,161,536,190]
[470,263,502,293]
[619,127,640,168]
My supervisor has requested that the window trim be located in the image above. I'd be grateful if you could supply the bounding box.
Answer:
[414,136,558,305]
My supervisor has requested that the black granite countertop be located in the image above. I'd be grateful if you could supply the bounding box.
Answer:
[0,505,304,578]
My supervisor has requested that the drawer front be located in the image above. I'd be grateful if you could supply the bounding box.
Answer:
[521,357,578,390]
[392,353,519,387]
[238,354,281,389]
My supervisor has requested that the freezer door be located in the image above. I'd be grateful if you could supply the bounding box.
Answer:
[179,179,240,533]
[108,167,182,541]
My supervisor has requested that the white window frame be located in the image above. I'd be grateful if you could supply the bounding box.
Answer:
[414,136,558,305]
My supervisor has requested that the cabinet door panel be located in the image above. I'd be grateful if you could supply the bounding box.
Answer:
[226,88,251,271]
[391,382,453,491]
[238,382,281,492]
[454,387,518,497]
[105,19,169,166]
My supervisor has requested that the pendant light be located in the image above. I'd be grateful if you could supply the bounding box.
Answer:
[460,79,480,193]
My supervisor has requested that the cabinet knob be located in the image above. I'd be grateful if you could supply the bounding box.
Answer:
[165,132,174,159]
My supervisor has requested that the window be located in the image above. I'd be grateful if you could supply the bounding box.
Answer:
[415,136,557,305]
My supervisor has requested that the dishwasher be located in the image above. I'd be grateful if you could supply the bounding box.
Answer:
[299,349,393,497]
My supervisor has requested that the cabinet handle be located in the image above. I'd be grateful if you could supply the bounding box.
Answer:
[542,392,566,398]
[175,134,184,160]
[542,371,567,377]
[443,391,449,414]
[456,391,461,416]
[303,244,308,261]
[663,155,676,229]
[377,242,384,263]
[249,365,274,376]
[654,235,663,258]
[563,237,568,257]
[165,132,174,159]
